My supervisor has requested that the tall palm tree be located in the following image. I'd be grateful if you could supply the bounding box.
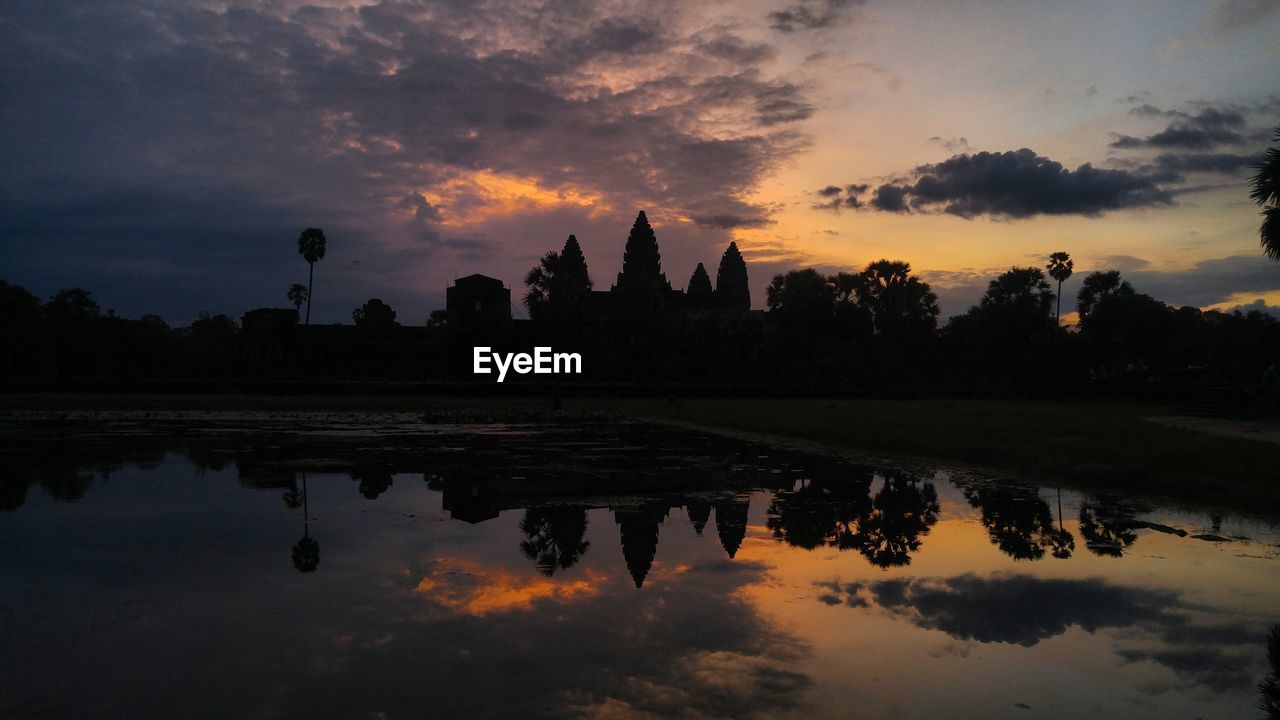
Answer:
[1250,125,1280,260]
[296,228,327,325]
[287,283,308,313]
[1046,251,1073,325]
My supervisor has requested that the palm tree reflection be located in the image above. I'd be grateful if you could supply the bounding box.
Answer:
[519,507,590,576]
[291,472,319,573]
[1078,500,1140,557]
[766,471,939,568]
[960,482,1071,561]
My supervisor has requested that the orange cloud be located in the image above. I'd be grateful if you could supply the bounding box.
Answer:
[418,170,613,226]
[412,558,604,616]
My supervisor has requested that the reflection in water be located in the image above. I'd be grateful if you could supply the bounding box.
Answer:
[520,507,591,576]
[766,472,939,568]
[686,500,711,535]
[957,479,1072,561]
[714,496,750,559]
[616,504,667,588]
[1,417,1276,719]
[292,472,319,573]
[1079,498,1143,557]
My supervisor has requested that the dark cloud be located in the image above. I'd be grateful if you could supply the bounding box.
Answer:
[768,0,865,32]
[0,1,815,322]
[870,183,911,212]
[1209,0,1280,33]
[859,574,1174,646]
[1110,107,1247,149]
[696,32,778,64]
[1126,254,1280,307]
[818,572,1269,694]
[811,183,868,211]
[1098,254,1153,272]
[852,149,1172,218]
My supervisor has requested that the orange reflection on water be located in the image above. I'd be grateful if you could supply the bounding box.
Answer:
[413,557,604,616]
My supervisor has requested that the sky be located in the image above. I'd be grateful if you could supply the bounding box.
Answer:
[2,0,1279,324]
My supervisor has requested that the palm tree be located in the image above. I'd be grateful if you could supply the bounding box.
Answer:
[1250,125,1280,260]
[524,251,561,322]
[287,283,308,313]
[1046,251,1073,325]
[296,228,327,325]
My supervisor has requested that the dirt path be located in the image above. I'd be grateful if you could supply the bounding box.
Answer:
[1144,415,1280,446]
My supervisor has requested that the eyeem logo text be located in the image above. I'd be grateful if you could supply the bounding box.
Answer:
[473,347,582,382]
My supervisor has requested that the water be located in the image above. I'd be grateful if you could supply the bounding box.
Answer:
[2,413,1277,719]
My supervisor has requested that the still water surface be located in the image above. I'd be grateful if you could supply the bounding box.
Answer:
[2,413,1277,719]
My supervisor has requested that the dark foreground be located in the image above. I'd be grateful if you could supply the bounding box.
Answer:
[1,413,1277,719]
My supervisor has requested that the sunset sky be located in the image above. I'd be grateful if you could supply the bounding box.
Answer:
[3,0,1279,323]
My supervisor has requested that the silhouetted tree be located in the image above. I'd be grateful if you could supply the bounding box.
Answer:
[0,281,44,374]
[767,268,835,317]
[296,227,327,325]
[978,267,1055,345]
[1076,270,1134,320]
[352,298,398,329]
[427,309,448,327]
[687,263,713,300]
[854,260,940,345]
[1047,251,1073,325]
[287,283,309,312]
[525,234,593,323]
[1250,125,1280,260]
[715,242,751,312]
[520,507,590,576]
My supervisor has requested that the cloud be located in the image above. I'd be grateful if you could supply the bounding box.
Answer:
[1126,254,1280,307]
[818,572,1268,693]
[1098,254,1153,272]
[0,1,816,322]
[768,0,865,32]
[1150,152,1256,175]
[1219,298,1280,318]
[1110,107,1248,149]
[811,183,868,211]
[1209,0,1280,33]
[851,149,1173,218]
[929,136,971,152]
[857,573,1175,646]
